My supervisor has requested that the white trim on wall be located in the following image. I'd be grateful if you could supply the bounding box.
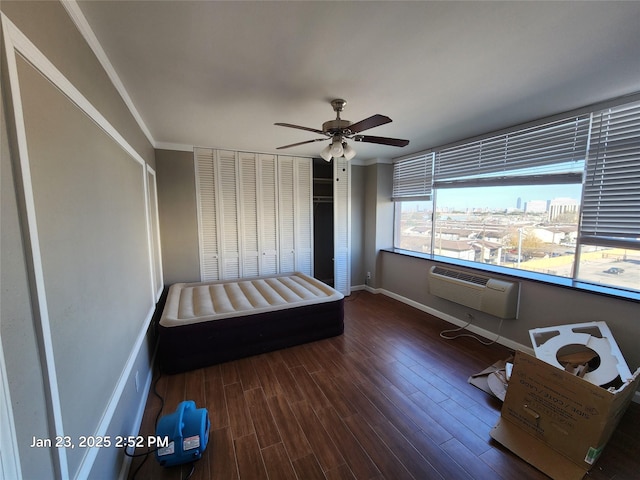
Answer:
[147,165,164,301]
[60,0,156,148]
[361,285,535,355]
[74,307,155,480]
[0,340,22,480]
[1,14,69,478]
[155,141,194,152]
[1,13,162,479]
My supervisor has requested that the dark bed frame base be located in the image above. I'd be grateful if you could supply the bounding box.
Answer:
[157,299,344,374]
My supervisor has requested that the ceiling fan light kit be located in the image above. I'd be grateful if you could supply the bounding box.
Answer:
[320,144,332,162]
[329,137,344,158]
[275,98,409,162]
[342,142,356,161]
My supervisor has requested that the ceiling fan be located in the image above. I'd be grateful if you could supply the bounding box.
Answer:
[275,99,410,161]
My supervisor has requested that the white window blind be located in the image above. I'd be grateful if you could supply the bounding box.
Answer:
[392,153,433,200]
[580,101,640,246]
[434,115,590,185]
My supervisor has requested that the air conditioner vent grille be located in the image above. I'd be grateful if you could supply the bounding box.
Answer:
[431,266,489,286]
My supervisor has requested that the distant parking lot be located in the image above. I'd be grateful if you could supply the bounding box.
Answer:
[577,258,640,291]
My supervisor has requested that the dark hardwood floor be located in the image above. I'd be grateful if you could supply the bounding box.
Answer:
[128,291,640,480]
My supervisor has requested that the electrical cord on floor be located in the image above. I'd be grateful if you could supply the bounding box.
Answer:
[127,369,199,480]
[439,315,505,346]
[127,368,165,479]
[183,463,195,480]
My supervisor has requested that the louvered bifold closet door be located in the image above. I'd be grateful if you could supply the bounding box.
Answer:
[239,152,260,277]
[259,154,279,275]
[294,156,313,275]
[195,147,221,281]
[278,157,296,273]
[278,156,313,276]
[217,150,241,279]
[333,157,351,295]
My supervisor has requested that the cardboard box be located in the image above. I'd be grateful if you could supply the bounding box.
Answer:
[490,350,640,480]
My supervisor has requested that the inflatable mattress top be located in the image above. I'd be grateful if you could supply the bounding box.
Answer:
[160,272,343,327]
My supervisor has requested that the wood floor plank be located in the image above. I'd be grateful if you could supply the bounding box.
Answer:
[209,427,239,480]
[440,397,496,444]
[130,291,639,480]
[352,377,422,437]
[250,354,284,398]
[323,464,357,480]
[244,387,281,449]
[369,418,445,480]
[290,365,332,411]
[401,428,474,480]
[342,413,415,480]
[224,382,255,439]
[269,358,305,403]
[184,368,205,406]
[220,361,240,385]
[370,360,420,396]
[479,444,549,480]
[387,359,450,403]
[234,433,268,480]
[290,343,323,373]
[315,407,381,479]
[330,374,387,425]
[163,370,185,413]
[440,437,507,480]
[261,442,298,480]
[236,356,261,391]
[289,400,346,473]
[266,394,313,461]
[309,370,359,419]
[204,370,229,430]
[409,390,490,456]
[306,340,350,376]
[366,375,453,445]
[292,453,329,480]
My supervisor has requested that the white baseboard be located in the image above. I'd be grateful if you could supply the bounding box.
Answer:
[117,351,156,480]
[356,285,533,354]
[352,285,640,404]
[74,309,153,478]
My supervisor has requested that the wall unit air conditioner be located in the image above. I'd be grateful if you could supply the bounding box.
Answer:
[428,266,519,319]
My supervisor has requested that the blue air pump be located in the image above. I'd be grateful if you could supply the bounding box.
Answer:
[155,400,210,467]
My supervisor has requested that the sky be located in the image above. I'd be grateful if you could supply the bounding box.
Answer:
[435,184,582,211]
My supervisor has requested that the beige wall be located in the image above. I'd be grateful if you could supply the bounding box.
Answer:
[1,2,158,478]
[155,149,201,284]
[350,164,365,285]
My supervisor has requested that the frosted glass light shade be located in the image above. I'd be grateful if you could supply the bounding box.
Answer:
[343,142,356,160]
[330,140,344,158]
[320,144,332,161]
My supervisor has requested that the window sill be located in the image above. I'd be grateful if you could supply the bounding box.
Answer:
[381,248,640,303]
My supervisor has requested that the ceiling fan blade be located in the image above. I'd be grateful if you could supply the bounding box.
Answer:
[276,138,327,150]
[353,135,410,147]
[347,114,392,134]
[275,122,326,135]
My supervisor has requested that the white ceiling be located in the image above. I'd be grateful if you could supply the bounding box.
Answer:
[76,1,640,162]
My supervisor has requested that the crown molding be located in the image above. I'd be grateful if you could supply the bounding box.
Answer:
[61,1,157,148]
[351,157,393,166]
[155,142,195,153]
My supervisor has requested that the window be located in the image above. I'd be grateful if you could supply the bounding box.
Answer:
[393,96,640,297]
